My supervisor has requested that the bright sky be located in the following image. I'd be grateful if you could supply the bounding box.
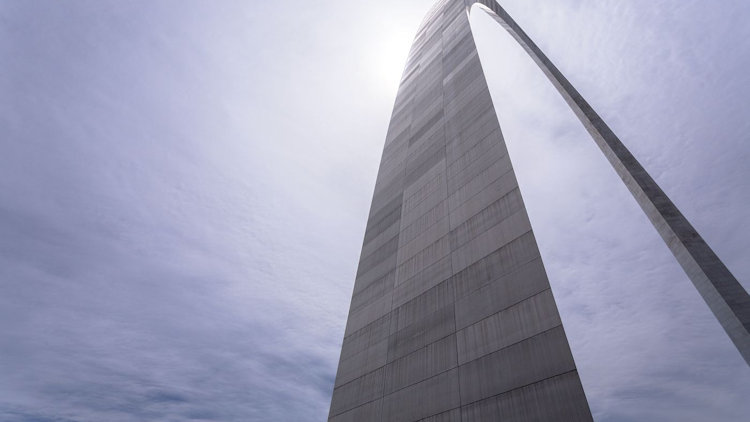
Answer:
[1,0,749,421]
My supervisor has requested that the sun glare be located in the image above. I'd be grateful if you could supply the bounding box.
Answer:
[367,29,415,97]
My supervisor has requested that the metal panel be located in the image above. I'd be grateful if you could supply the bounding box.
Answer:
[329,1,593,420]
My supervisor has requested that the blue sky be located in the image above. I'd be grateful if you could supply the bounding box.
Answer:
[1,0,748,421]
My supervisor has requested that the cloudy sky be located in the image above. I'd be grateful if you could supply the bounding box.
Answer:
[1,0,749,421]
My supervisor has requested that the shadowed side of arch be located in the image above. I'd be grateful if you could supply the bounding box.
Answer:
[467,0,750,365]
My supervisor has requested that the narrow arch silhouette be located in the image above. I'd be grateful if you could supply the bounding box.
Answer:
[465,0,749,364]
[329,1,748,420]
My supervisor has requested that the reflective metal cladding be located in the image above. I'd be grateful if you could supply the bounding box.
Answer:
[329,0,750,420]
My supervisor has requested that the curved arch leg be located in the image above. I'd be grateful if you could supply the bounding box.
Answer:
[467,0,750,366]
[329,1,748,421]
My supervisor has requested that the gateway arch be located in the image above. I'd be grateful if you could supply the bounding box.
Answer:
[329,1,750,420]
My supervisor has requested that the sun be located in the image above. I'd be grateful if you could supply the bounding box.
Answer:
[366,28,415,97]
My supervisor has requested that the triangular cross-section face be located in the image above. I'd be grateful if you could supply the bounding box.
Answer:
[328,1,593,420]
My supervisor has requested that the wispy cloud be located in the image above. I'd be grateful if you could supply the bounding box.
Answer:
[0,0,748,421]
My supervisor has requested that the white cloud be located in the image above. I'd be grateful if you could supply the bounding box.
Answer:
[0,0,747,421]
